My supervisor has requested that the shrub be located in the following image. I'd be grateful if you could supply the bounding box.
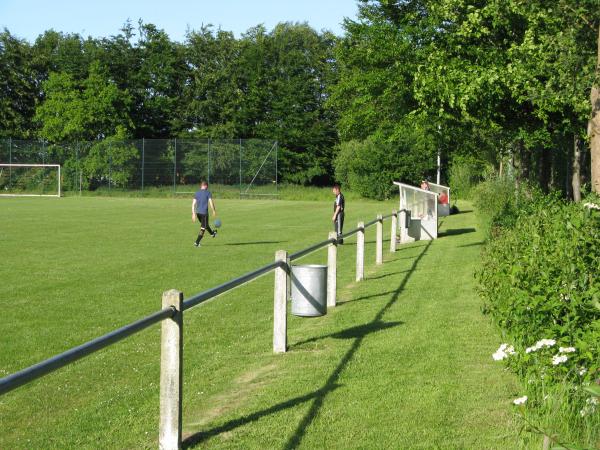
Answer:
[334,134,433,200]
[448,154,490,200]
[478,189,600,447]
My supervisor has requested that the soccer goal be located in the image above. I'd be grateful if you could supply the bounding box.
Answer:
[0,164,61,197]
[428,182,451,216]
[394,182,438,243]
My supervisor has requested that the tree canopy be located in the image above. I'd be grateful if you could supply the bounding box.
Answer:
[1,2,599,193]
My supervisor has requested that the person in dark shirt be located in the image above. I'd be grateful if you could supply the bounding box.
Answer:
[192,181,217,247]
[332,183,345,244]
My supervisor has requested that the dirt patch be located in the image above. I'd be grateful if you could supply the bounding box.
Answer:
[185,363,278,430]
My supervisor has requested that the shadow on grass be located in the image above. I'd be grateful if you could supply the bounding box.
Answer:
[183,240,432,449]
[336,289,403,308]
[366,270,410,281]
[457,241,485,248]
[438,227,476,237]
[182,385,343,448]
[337,289,403,307]
[291,320,404,348]
[222,240,287,246]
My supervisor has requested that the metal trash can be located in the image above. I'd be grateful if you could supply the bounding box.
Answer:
[291,264,327,317]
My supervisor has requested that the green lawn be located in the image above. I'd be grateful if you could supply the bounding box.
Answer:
[0,197,519,449]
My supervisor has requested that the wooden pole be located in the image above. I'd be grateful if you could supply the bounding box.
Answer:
[390,210,397,253]
[159,290,183,450]
[327,232,337,307]
[273,250,288,353]
[376,214,383,265]
[356,222,364,281]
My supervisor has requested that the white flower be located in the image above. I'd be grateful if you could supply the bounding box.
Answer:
[584,202,600,210]
[492,343,515,361]
[525,338,556,353]
[513,396,528,405]
[559,346,576,353]
[493,350,507,361]
[552,354,568,365]
[538,339,556,348]
[579,367,587,376]
[588,397,599,406]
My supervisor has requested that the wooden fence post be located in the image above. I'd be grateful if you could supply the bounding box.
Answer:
[356,222,364,281]
[327,232,337,307]
[376,214,383,265]
[159,290,183,450]
[390,210,397,253]
[273,250,288,353]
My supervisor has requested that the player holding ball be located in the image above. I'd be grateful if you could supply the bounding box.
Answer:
[192,181,218,247]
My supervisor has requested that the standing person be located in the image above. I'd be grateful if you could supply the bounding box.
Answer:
[192,181,217,247]
[332,183,345,244]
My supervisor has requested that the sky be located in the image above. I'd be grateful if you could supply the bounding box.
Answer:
[0,0,360,42]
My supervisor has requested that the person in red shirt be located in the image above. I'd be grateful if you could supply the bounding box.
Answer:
[438,191,448,205]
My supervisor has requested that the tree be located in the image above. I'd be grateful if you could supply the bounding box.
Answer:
[0,29,36,138]
[133,22,188,138]
[35,61,132,142]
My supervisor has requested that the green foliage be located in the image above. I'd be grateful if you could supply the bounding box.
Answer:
[471,175,521,231]
[334,134,433,200]
[448,154,490,200]
[476,185,600,446]
[0,30,37,139]
[181,22,338,185]
[83,130,139,189]
[35,62,132,142]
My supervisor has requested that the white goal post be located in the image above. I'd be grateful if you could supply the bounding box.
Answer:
[0,164,61,197]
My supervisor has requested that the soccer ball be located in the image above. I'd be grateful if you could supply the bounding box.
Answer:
[214,218,222,228]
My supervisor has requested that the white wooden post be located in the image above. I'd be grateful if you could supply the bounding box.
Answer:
[273,250,288,353]
[159,290,183,450]
[327,232,337,307]
[376,214,383,265]
[356,222,364,281]
[390,210,397,253]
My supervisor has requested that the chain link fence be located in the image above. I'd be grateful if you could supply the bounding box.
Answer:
[0,139,277,197]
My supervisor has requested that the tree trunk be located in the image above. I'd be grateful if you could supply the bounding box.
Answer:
[588,24,600,194]
[572,134,582,201]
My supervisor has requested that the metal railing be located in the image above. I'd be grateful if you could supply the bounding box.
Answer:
[0,209,401,449]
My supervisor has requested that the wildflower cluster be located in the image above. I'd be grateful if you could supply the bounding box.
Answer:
[492,343,516,361]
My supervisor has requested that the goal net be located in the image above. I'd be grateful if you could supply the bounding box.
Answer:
[0,164,61,197]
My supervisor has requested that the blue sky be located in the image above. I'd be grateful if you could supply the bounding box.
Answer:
[0,0,360,42]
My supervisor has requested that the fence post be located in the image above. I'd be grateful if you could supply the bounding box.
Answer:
[376,214,383,265]
[390,210,397,253]
[327,231,337,307]
[173,138,177,194]
[356,222,364,281]
[141,137,145,192]
[8,137,11,188]
[207,138,211,185]
[159,290,183,450]
[273,250,288,353]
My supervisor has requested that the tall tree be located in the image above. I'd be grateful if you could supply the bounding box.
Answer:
[0,29,36,138]
[35,61,132,142]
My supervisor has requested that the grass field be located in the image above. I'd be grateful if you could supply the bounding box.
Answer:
[0,196,520,449]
